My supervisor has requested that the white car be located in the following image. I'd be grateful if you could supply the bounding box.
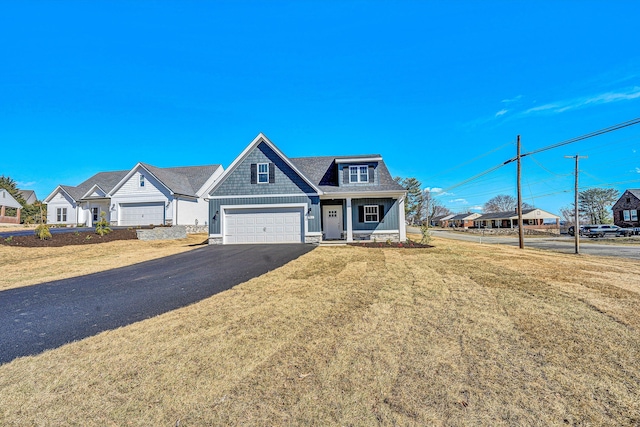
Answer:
[587,224,621,238]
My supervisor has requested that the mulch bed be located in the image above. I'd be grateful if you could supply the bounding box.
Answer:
[0,229,139,247]
[348,241,432,248]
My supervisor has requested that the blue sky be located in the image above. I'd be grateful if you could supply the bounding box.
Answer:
[2,1,640,214]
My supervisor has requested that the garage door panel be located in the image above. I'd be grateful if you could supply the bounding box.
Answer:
[224,207,303,244]
[120,202,165,226]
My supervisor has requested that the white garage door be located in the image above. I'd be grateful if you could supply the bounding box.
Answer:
[120,202,165,226]
[224,207,303,244]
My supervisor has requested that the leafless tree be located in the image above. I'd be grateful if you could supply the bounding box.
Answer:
[483,194,533,213]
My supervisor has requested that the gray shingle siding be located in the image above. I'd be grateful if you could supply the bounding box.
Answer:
[213,142,317,196]
[209,195,321,235]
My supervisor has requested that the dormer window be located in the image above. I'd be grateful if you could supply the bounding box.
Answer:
[140,175,145,187]
[349,165,369,183]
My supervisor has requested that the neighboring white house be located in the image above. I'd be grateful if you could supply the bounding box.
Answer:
[44,163,223,227]
[1,189,23,224]
[18,189,38,205]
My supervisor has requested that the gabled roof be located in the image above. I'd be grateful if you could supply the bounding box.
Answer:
[450,212,481,220]
[208,133,323,195]
[18,189,36,202]
[625,189,640,199]
[0,189,22,209]
[46,163,222,203]
[432,214,454,222]
[476,208,559,220]
[81,184,108,199]
[289,155,405,194]
[45,170,128,203]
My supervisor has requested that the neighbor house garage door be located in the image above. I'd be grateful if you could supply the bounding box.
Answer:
[224,207,303,244]
[119,202,165,226]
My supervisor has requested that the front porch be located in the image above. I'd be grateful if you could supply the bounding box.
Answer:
[319,196,406,243]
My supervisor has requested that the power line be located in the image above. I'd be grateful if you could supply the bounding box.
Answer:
[503,116,640,165]
[441,117,640,194]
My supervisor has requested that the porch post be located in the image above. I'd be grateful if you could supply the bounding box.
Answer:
[346,197,353,242]
[399,195,407,241]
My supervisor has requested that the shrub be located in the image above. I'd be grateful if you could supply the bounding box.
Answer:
[35,224,52,240]
[5,236,13,243]
[95,212,111,236]
[420,224,431,245]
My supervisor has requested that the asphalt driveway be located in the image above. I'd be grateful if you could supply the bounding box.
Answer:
[0,244,315,365]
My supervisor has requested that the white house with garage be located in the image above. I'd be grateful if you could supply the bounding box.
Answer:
[45,163,223,227]
[207,133,407,244]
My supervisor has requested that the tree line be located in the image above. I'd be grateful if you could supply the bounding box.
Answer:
[395,176,620,226]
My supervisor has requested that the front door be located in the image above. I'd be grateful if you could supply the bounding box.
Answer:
[323,205,343,240]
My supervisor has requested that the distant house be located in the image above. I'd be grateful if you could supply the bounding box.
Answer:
[45,163,224,227]
[474,208,560,230]
[448,212,481,228]
[612,189,640,227]
[0,189,22,224]
[19,189,37,205]
[431,213,454,227]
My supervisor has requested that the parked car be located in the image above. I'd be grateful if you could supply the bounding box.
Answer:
[568,225,597,236]
[617,227,640,237]
[587,224,621,238]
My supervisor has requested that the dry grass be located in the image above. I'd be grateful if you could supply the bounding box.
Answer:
[1,237,639,426]
[0,233,209,291]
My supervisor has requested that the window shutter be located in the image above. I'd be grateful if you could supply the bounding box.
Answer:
[250,164,257,184]
[269,163,275,183]
[358,206,364,223]
[379,204,385,223]
[368,165,375,183]
[343,166,349,184]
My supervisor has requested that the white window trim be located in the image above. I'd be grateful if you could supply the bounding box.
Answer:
[57,207,67,222]
[632,210,638,221]
[364,205,379,223]
[257,162,269,184]
[623,210,631,221]
[140,175,145,187]
[349,165,369,183]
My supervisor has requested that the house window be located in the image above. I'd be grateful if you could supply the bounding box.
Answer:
[92,207,99,222]
[632,210,638,221]
[627,197,631,203]
[257,163,269,183]
[140,175,145,187]
[624,210,631,221]
[349,165,369,183]
[364,205,379,222]
[57,208,67,222]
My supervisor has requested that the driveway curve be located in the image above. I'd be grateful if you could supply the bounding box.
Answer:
[0,244,315,365]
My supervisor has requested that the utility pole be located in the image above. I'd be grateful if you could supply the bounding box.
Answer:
[517,135,524,249]
[564,154,587,254]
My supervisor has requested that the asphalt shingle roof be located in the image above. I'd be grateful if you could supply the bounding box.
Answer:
[289,155,405,193]
[626,189,640,199]
[57,164,221,201]
[141,163,221,197]
[476,209,536,220]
